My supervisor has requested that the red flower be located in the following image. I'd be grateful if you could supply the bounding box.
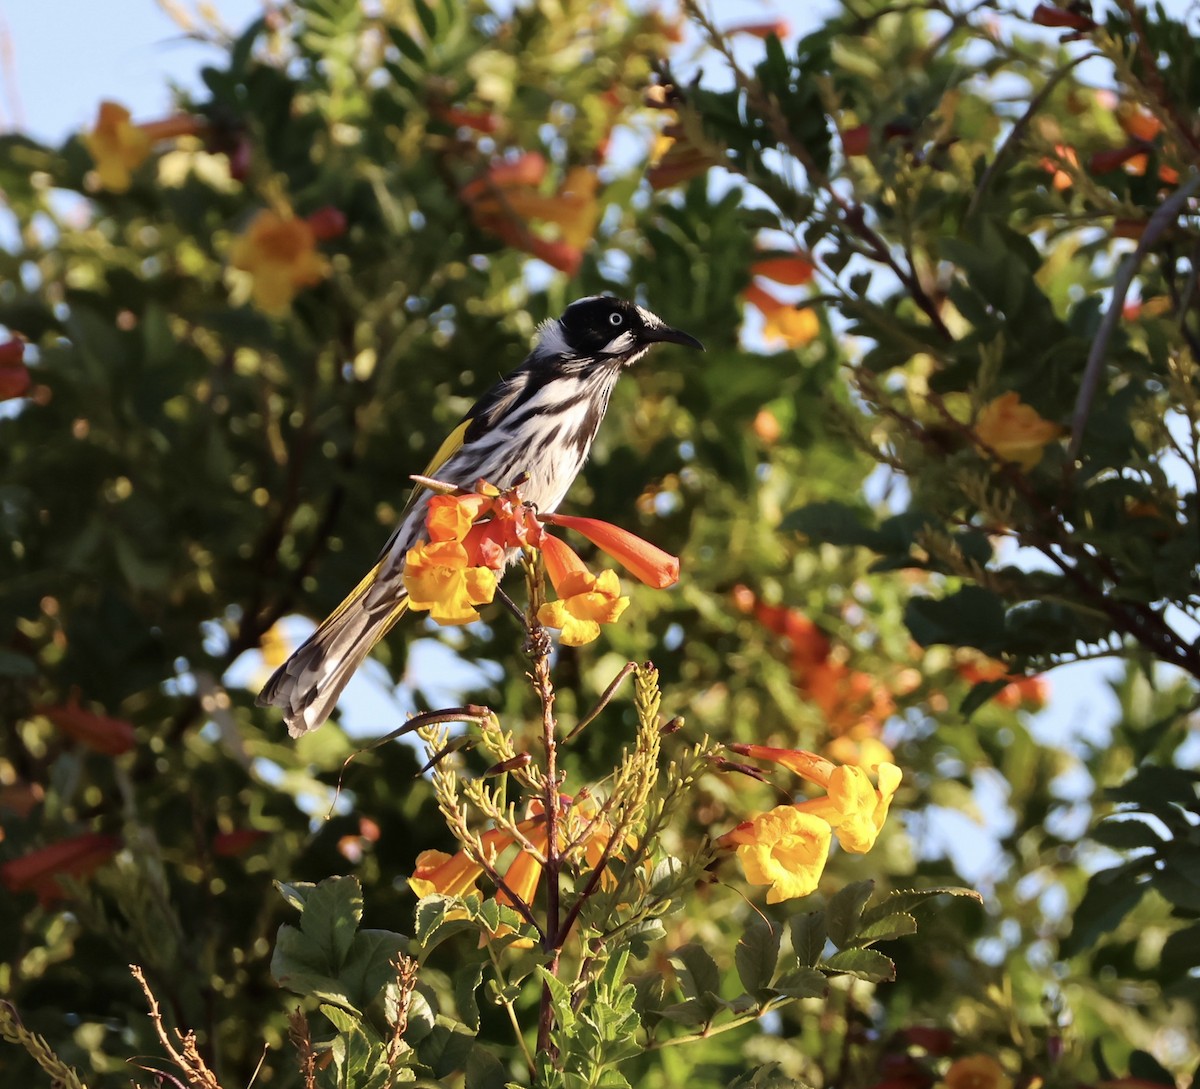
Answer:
[0,339,30,401]
[305,206,348,241]
[37,696,136,756]
[1030,5,1096,31]
[1,833,121,906]
[543,513,680,588]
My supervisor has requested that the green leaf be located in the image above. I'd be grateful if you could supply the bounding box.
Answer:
[859,886,982,928]
[339,929,408,1011]
[455,960,486,1035]
[781,500,876,547]
[301,875,362,969]
[465,1045,509,1089]
[728,1061,809,1088]
[822,948,895,983]
[735,916,781,995]
[772,967,827,999]
[1062,862,1152,956]
[671,943,722,1009]
[414,894,481,954]
[1089,817,1166,851]
[826,880,874,949]
[788,911,827,968]
[905,587,1007,653]
[853,913,917,946]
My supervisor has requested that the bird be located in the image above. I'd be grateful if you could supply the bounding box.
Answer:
[257,295,703,737]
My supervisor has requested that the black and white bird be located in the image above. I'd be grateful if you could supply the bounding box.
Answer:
[257,296,703,737]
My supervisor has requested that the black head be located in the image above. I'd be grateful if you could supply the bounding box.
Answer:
[540,296,704,365]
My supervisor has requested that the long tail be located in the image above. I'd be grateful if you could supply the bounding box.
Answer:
[256,562,410,738]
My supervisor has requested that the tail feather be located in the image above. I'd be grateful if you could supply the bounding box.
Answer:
[257,561,410,737]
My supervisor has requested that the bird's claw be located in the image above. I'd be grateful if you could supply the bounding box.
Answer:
[524,625,553,660]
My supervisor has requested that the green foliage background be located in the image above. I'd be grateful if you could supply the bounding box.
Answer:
[2,1,1199,1086]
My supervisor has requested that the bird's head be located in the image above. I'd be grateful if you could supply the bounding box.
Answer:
[536,296,704,367]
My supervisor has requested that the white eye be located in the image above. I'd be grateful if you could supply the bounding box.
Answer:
[608,312,624,326]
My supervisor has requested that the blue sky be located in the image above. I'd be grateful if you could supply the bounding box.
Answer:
[0,0,264,141]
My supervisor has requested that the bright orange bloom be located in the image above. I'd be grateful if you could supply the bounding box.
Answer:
[538,568,629,647]
[1117,104,1163,143]
[464,157,599,273]
[823,735,896,771]
[974,392,1062,471]
[82,101,202,192]
[751,255,815,286]
[403,539,497,624]
[721,806,831,903]
[83,101,151,191]
[944,1054,1013,1089]
[460,153,547,202]
[229,210,331,315]
[1040,144,1079,191]
[543,512,680,588]
[725,18,790,39]
[646,125,719,190]
[500,166,600,249]
[744,283,819,348]
[38,697,136,757]
[795,761,902,853]
[958,656,1048,711]
[805,659,896,736]
[729,744,902,854]
[0,339,30,401]
[1,833,121,906]
[408,799,620,917]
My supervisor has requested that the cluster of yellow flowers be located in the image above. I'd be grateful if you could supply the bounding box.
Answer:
[720,744,901,903]
[401,483,679,646]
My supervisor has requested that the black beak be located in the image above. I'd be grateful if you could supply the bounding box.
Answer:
[643,324,705,352]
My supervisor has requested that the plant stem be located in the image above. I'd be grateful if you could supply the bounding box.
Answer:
[525,555,562,1059]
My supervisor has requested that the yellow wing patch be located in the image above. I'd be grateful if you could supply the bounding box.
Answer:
[423,418,472,479]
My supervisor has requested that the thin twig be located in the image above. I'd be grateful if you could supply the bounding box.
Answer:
[130,965,221,1089]
[966,53,1095,220]
[1068,174,1200,461]
[564,662,636,743]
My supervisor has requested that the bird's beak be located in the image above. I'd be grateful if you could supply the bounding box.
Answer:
[642,324,705,352]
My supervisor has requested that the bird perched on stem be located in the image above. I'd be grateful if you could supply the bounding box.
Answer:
[258,296,703,737]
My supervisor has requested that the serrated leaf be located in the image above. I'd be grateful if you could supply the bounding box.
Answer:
[853,913,917,946]
[788,911,826,967]
[772,967,827,999]
[339,929,408,1011]
[858,886,982,928]
[455,960,486,1035]
[826,880,874,949]
[736,916,781,995]
[648,856,686,897]
[728,1060,809,1088]
[671,943,722,1009]
[657,999,709,1026]
[1090,817,1166,851]
[822,948,895,982]
[414,895,480,955]
[465,1045,509,1089]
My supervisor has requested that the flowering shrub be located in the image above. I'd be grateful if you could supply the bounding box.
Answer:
[2,1,1199,1088]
